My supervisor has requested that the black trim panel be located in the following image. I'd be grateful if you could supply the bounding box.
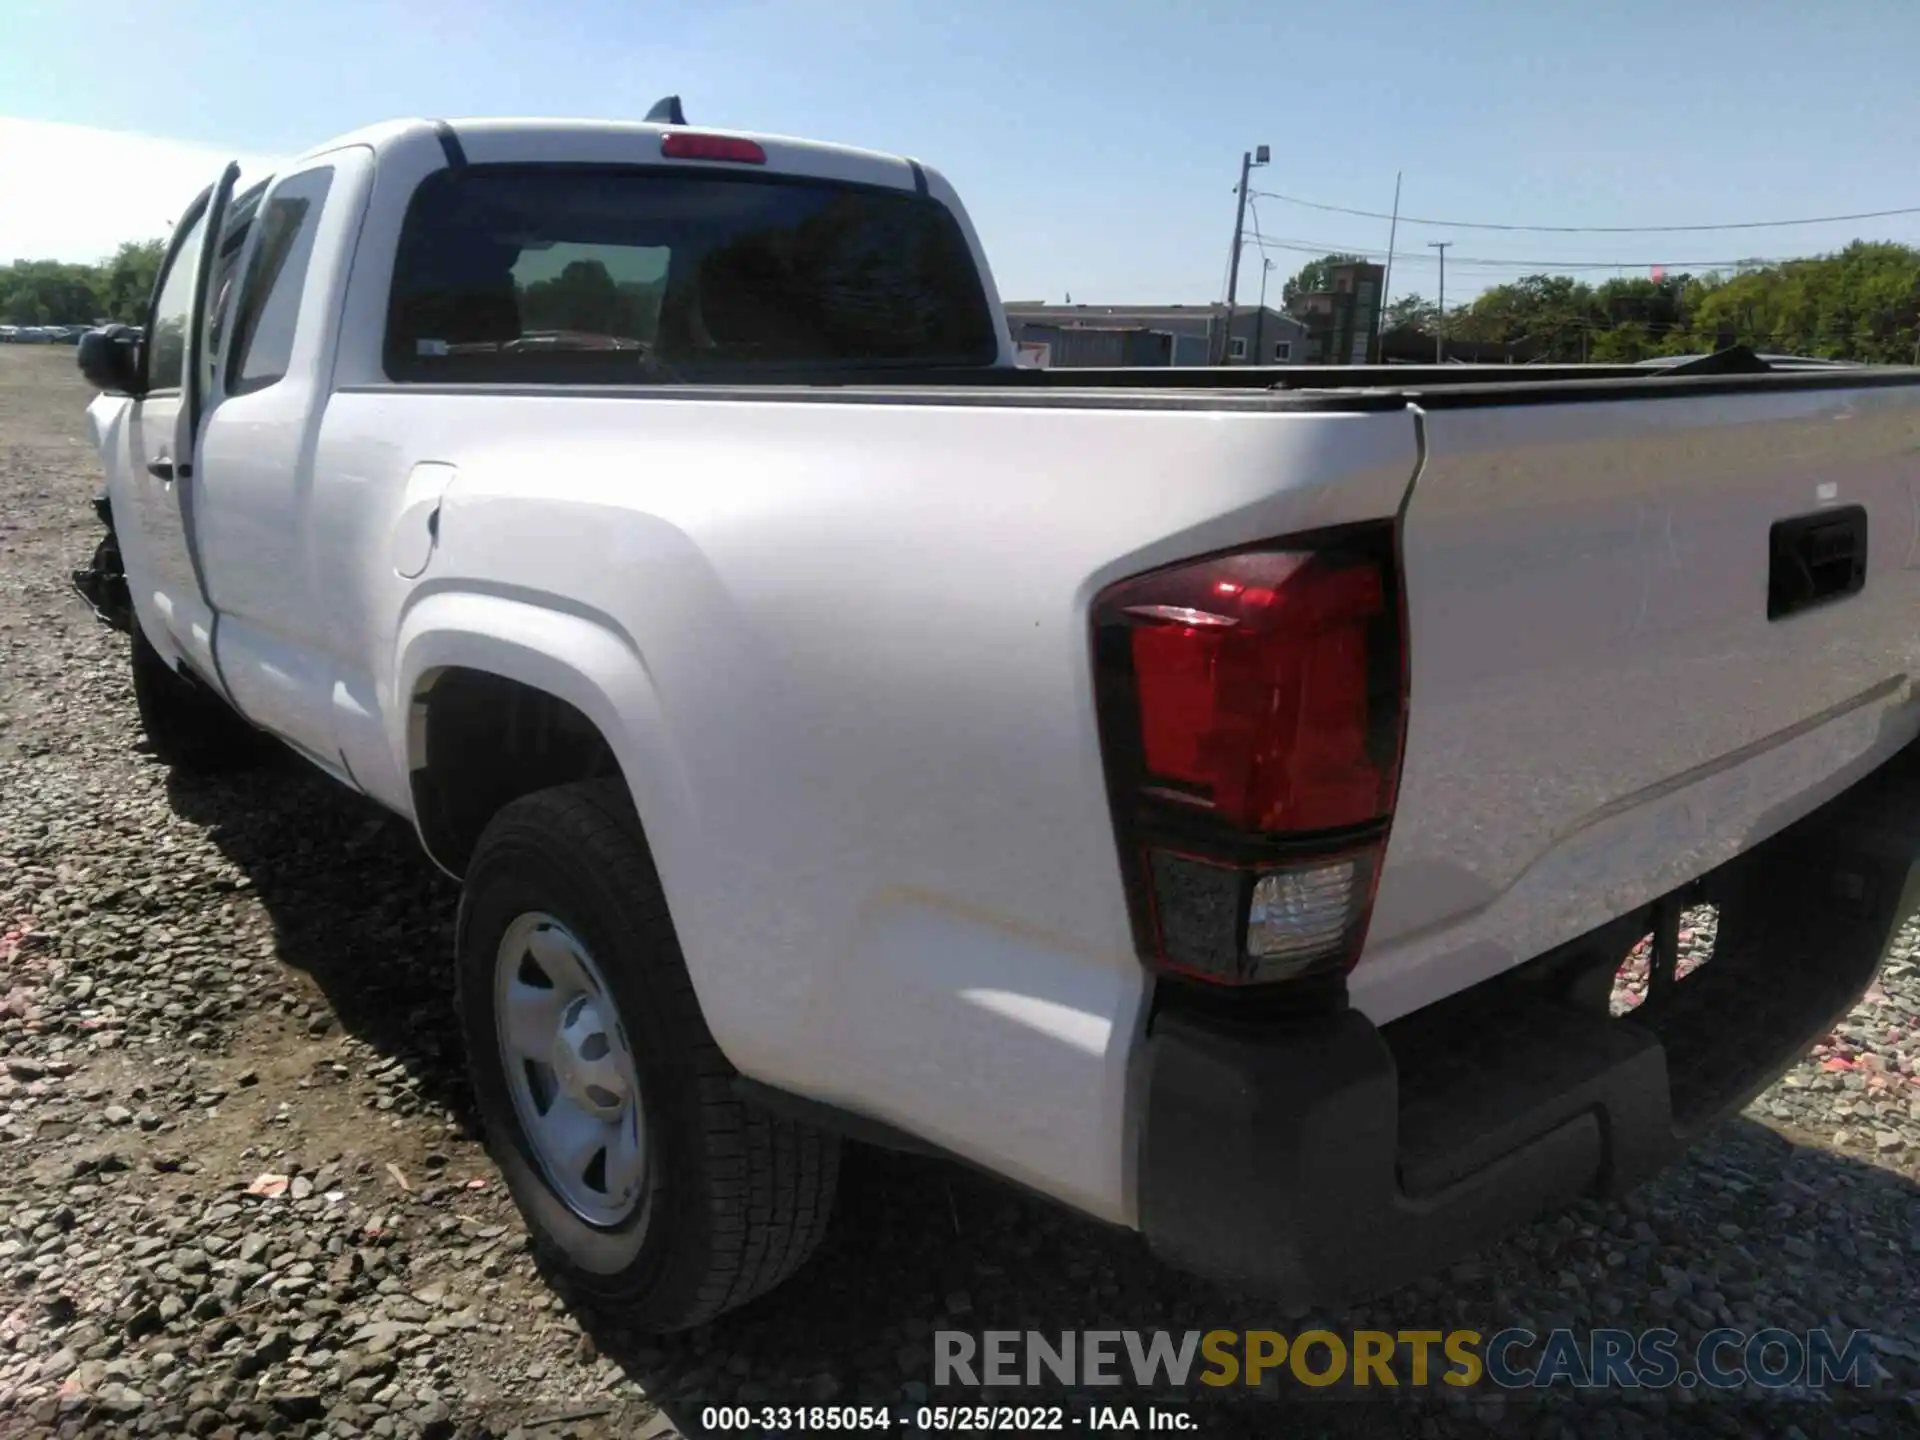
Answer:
[907,159,928,195]
[431,120,467,170]
[332,364,1920,414]
[342,367,1920,411]
[332,381,1407,413]
[1403,365,1920,408]
[946,361,1920,401]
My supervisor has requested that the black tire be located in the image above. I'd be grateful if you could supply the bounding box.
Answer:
[128,622,265,771]
[456,779,839,1331]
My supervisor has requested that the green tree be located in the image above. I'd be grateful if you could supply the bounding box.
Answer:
[0,259,103,326]
[1380,293,1438,336]
[1,239,169,326]
[1670,243,1920,362]
[100,239,167,323]
[1424,242,1918,365]
[1450,274,1599,359]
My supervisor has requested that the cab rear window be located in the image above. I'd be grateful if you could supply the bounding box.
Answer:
[384,164,999,381]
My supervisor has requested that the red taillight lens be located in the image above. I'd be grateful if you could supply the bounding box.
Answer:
[1093,528,1407,988]
[1113,549,1393,832]
[660,133,767,164]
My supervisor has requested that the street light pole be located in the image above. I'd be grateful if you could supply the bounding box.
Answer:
[1429,240,1452,363]
[1374,170,1402,364]
[1221,144,1269,364]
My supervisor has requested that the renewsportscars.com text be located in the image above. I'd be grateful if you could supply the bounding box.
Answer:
[935,1327,1884,1392]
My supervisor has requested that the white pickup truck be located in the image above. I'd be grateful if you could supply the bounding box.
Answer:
[75,111,1920,1332]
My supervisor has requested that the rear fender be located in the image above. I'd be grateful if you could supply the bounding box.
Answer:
[393,590,718,994]
[396,587,695,825]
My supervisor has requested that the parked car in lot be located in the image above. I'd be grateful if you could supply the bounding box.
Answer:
[7,324,89,343]
[73,111,1920,1331]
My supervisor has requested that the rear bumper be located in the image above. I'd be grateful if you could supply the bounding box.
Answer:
[1138,733,1920,1304]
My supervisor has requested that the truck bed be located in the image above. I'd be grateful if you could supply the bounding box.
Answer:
[348,357,1920,1037]
[327,363,1920,1053]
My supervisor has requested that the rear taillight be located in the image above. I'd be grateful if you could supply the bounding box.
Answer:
[659,133,767,164]
[1093,525,1406,988]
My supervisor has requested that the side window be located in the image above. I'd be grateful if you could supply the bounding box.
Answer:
[226,167,334,395]
[145,207,211,392]
[1228,337,1248,360]
[1273,340,1291,362]
[202,188,262,397]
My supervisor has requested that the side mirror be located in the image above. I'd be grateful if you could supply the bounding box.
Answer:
[77,325,142,395]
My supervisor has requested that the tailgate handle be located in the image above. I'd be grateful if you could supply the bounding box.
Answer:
[1768,505,1866,621]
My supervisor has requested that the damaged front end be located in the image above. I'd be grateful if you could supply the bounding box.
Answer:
[72,489,133,632]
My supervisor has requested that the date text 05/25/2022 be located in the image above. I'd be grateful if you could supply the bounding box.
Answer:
[699,1405,1196,1432]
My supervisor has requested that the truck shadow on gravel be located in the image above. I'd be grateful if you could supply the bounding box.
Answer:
[163,758,1920,1440]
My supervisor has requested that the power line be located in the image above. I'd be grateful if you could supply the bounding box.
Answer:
[1247,229,1865,270]
[1243,229,1836,273]
[1246,189,1920,235]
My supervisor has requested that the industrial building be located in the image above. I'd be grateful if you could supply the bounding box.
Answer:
[1002,302,1312,368]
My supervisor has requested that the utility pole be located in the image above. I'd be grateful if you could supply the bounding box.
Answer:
[1253,257,1275,365]
[1428,240,1451,363]
[1221,144,1269,364]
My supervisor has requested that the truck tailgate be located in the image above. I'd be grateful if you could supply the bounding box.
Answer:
[1357,379,1920,1022]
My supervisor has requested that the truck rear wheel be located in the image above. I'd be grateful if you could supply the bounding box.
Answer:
[456,780,839,1331]
[128,621,265,771]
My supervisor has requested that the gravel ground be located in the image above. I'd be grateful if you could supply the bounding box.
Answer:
[3,344,1920,1439]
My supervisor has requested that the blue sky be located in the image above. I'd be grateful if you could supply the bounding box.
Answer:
[5,0,1919,305]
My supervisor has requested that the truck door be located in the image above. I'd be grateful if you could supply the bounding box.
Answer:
[120,163,243,688]
[194,156,364,775]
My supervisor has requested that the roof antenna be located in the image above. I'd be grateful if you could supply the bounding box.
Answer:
[645,95,687,125]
